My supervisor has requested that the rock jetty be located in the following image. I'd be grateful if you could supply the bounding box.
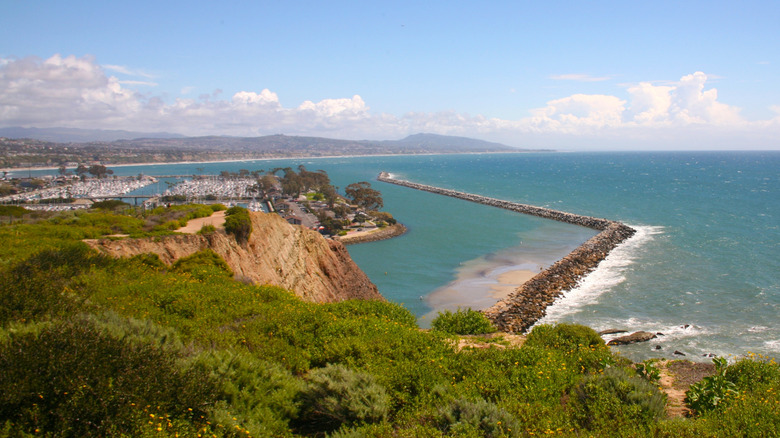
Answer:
[377,172,636,333]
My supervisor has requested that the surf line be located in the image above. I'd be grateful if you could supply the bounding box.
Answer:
[377,172,636,333]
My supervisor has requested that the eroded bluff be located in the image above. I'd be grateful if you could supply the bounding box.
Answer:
[85,212,383,303]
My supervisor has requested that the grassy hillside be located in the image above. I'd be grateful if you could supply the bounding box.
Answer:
[0,206,777,437]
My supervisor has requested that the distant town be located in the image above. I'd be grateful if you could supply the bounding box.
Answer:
[0,163,396,240]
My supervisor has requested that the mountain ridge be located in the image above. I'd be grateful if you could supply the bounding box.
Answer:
[0,126,525,152]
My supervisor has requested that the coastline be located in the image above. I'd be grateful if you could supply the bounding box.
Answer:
[422,268,537,322]
[376,171,636,333]
[334,223,408,245]
[1,150,543,174]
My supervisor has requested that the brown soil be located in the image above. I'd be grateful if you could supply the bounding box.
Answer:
[175,210,226,234]
[455,332,526,351]
[657,360,716,418]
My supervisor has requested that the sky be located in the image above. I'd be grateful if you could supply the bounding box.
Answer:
[1,1,779,150]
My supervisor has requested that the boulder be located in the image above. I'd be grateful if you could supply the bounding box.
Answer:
[606,331,657,346]
[598,328,628,335]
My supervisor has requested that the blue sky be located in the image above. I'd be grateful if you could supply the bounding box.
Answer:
[1,0,779,149]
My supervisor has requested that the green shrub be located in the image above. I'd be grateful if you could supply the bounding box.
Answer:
[172,249,233,280]
[525,323,611,372]
[155,220,182,231]
[685,355,780,436]
[525,323,603,350]
[0,205,29,217]
[636,359,661,384]
[685,357,738,415]
[197,224,217,235]
[570,366,666,432]
[294,364,390,433]
[0,318,218,436]
[725,353,780,389]
[0,244,110,326]
[224,206,252,243]
[431,308,496,335]
[192,350,304,437]
[129,252,167,269]
[436,398,519,437]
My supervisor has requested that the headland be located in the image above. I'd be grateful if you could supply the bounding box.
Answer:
[377,172,636,333]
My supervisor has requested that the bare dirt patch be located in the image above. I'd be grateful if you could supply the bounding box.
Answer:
[175,210,226,234]
[657,360,716,418]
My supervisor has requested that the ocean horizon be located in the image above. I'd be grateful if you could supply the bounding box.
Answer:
[17,150,780,362]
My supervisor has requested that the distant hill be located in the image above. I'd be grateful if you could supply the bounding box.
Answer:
[1,130,536,168]
[384,133,514,152]
[109,133,524,155]
[0,127,185,143]
[0,127,521,154]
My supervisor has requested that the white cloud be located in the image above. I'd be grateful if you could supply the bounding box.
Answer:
[0,55,777,149]
[527,94,626,132]
[103,64,155,79]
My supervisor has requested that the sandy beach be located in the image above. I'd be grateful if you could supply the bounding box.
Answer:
[420,266,537,323]
[490,269,537,300]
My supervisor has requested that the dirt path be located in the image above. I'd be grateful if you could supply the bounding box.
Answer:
[657,360,716,418]
[175,210,227,234]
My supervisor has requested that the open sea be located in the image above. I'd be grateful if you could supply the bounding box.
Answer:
[17,151,780,361]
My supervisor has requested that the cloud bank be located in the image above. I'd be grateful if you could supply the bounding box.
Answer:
[1,55,778,149]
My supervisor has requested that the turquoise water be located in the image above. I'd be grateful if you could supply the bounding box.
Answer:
[16,151,780,360]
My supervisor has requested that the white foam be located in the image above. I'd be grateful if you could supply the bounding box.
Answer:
[748,326,769,333]
[764,339,780,351]
[536,225,664,324]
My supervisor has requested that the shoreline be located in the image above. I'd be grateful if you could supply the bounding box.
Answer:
[420,268,537,324]
[1,150,543,174]
[377,171,636,333]
[334,223,408,245]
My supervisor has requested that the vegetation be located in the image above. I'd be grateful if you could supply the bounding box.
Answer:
[224,205,252,243]
[0,207,778,437]
[684,357,739,415]
[344,181,383,211]
[431,308,497,335]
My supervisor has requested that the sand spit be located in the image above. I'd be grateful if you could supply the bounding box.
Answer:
[377,172,636,333]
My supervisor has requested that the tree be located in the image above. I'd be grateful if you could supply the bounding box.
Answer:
[344,182,383,210]
[320,184,339,208]
[88,165,113,179]
[280,168,303,197]
[297,166,331,192]
[332,204,351,219]
[258,174,278,193]
[76,164,88,178]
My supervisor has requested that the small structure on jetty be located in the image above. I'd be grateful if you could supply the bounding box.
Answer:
[377,171,636,333]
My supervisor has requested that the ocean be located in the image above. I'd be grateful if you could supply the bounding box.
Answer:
[15,151,780,361]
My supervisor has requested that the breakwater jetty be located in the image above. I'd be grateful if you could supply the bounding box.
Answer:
[377,172,636,333]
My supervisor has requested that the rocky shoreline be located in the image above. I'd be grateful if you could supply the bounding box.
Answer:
[334,223,408,245]
[377,172,636,333]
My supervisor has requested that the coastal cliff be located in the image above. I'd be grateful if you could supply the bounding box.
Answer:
[85,212,383,303]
